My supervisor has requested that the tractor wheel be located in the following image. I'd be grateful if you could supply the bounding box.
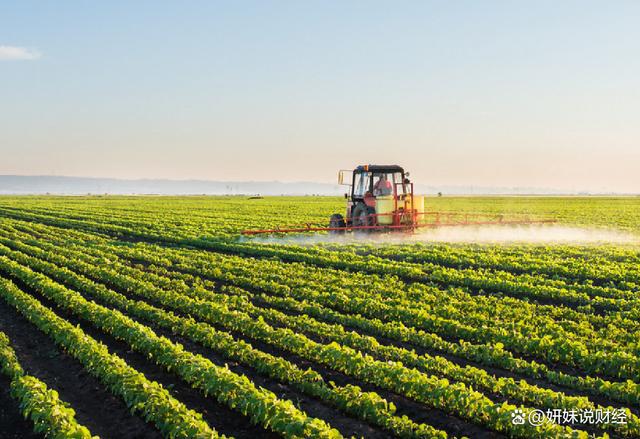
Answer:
[328,214,346,234]
[352,203,376,233]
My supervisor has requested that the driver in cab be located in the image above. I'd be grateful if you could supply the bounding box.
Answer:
[373,174,392,196]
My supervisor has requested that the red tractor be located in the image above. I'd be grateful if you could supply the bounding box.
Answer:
[330,164,420,233]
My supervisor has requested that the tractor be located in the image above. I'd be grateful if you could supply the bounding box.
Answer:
[330,164,420,233]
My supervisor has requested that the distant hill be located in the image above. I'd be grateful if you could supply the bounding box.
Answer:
[0,175,614,196]
[0,175,344,196]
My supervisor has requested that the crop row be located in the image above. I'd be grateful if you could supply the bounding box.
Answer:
[0,331,95,439]
[217,243,640,342]
[247,240,639,301]
[40,240,638,437]
[3,207,639,328]
[3,223,638,407]
[133,255,640,410]
[0,277,222,438]
[3,204,632,306]
[0,255,346,438]
[0,240,448,438]
[191,239,640,314]
[124,240,640,381]
[317,242,640,292]
[4,220,635,359]
[0,240,606,438]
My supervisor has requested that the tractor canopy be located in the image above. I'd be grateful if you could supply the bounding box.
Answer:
[355,164,404,174]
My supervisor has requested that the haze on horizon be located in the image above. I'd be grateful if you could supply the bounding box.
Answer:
[1,1,639,194]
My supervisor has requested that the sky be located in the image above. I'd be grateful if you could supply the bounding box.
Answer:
[1,1,639,193]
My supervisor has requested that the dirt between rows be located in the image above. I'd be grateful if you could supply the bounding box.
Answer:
[257,295,636,415]
[126,257,625,438]
[0,298,161,439]
[0,272,281,439]
[0,373,42,439]
[12,239,501,439]
[90,270,502,439]
[12,254,396,438]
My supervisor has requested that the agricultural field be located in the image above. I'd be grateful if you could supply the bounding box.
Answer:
[0,195,639,439]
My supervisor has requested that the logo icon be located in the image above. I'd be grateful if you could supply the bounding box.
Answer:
[511,409,525,425]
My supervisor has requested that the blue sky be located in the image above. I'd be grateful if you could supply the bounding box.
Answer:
[1,1,639,192]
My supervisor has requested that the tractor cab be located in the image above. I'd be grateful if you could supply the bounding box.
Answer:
[332,164,415,231]
[350,164,407,201]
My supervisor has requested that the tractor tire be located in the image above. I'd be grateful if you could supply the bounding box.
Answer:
[352,203,376,234]
[328,214,346,234]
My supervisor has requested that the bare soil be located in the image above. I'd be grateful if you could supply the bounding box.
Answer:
[0,298,161,439]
